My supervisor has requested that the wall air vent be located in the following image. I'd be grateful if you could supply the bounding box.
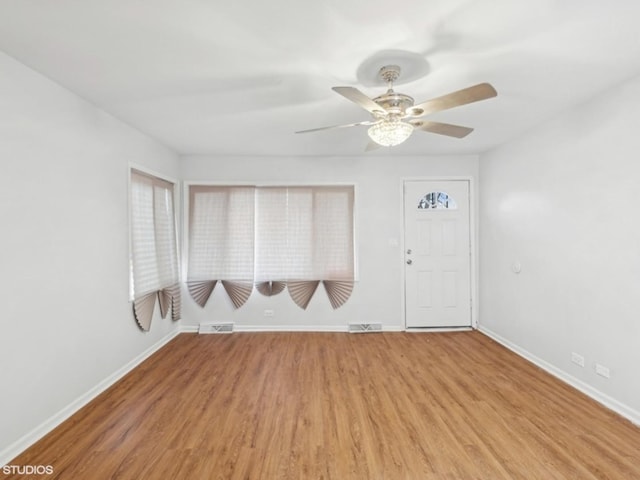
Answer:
[348,322,382,333]
[198,322,234,334]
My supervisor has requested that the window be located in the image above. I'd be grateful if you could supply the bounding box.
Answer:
[418,191,457,210]
[130,169,181,330]
[187,185,355,309]
[187,186,255,308]
[255,187,354,282]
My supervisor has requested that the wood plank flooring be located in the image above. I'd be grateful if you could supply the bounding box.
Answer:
[7,331,640,479]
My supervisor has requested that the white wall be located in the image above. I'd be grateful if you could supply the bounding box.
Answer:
[180,154,479,331]
[479,74,640,420]
[0,52,181,460]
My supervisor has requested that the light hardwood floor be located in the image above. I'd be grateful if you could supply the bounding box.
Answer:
[7,331,640,479]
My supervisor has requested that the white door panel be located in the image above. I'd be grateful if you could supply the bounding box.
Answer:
[404,180,471,328]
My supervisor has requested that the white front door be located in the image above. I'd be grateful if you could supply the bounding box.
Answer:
[404,180,472,328]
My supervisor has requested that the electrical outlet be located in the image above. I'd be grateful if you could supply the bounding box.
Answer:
[595,363,610,378]
[263,309,274,317]
[571,352,585,367]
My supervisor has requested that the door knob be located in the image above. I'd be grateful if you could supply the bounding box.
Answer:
[406,249,412,254]
[406,259,413,265]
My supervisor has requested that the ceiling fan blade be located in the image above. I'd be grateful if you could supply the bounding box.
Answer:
[365,140,383,152]
[295,120,376,134]
[410,120,474,138]
[407,83,497,117]
[332,86,387,116]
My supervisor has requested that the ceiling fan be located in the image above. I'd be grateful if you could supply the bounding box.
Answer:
[295,65,497,148]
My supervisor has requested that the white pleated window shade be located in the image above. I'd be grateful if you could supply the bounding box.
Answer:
[285,187,314,280]
[130,171,179,297]
[188,186,255,281]
[130,170,180,330]
[187,184,354,309]
[309,186,355,281]
[153,183,180,287]
[256,186,354,281]
[255,187,291,282]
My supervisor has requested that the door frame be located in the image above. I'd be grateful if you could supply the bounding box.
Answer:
[401,176,478,330]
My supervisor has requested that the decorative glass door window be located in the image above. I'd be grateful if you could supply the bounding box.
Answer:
[417,191,457,210]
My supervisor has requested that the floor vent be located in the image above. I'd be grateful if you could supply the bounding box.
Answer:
[198,322,234,334]
[348,322,383,333]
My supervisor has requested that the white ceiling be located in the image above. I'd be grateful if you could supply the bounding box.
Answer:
[1,0,640,157]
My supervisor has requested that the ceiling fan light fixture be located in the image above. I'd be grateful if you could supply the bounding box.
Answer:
[367,118,414,146]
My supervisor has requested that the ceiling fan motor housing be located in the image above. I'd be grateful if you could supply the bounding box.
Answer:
[373,65,415,116]
[372,91,414,117]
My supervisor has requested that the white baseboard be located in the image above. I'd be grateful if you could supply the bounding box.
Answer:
[182,323,406,333]
[382,325,405,332]
[406,326,473,333]
[479,326,640,427]
[0,328,182,467]
[235,324,348,332]
[180,325,199,333]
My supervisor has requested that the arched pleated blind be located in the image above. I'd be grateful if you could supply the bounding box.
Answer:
[130,170,181,330]
[187,185,355,309]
